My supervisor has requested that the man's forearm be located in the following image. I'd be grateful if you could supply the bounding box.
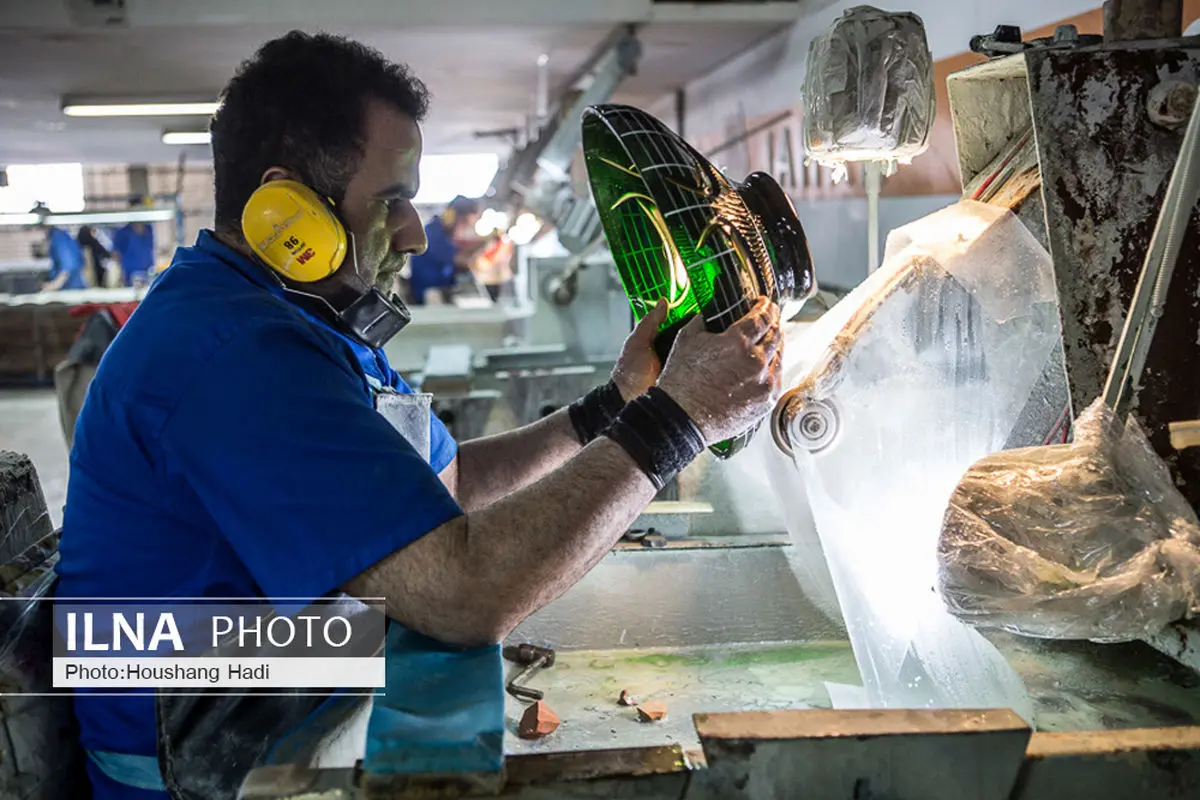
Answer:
[345,437,655,648]
[454,407,581,511]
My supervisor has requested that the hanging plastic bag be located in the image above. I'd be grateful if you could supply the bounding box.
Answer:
[939,398,1200,643]
[802,5,935,180]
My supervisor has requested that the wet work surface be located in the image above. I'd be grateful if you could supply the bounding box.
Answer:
[503,640,859,755]
[502,635,1200,757]
[989,632,1200,733]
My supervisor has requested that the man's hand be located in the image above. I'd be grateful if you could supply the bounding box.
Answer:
[451,299,669,512]
[656,297,782,445]
[611,299,669,402]
[348,297,782,647]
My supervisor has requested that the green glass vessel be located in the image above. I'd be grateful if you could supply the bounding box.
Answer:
[582,104,815,458]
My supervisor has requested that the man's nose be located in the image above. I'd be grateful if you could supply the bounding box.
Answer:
[392,206,427,256]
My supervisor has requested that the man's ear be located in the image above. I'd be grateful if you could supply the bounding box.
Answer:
[260,167,301,185]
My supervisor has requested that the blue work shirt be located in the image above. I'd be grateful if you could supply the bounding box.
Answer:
[408,217,457,304]
[112,223,156,285]
[56,230,462,799]
[47,226,87,290]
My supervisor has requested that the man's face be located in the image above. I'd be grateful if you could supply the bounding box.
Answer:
[337,98,427,291]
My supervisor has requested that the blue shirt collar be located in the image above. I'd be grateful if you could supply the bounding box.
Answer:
[190,229,398,386]
[193,229,275,290]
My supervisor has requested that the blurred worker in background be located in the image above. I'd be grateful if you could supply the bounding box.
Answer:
[77,225,112,288]
[408,195,482,304]
[111,196,156,287]
[40,222,87,291]
[471,233,515,303]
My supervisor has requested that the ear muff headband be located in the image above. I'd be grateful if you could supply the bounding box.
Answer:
[242,180,348,283]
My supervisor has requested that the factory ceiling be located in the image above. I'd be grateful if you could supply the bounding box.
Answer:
[0,0,808,164]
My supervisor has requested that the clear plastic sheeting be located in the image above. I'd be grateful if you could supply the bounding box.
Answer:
[801,5,935,180]
[940,398,1200,643]
[772,201,1069,721]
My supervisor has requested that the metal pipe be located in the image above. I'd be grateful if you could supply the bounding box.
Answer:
[535,53,550,122]
[703,110,793,160]
[550,24,639,102]
[531,30,641,181]
[174,151,187,247]
[1102,91,1200,418]
[865,162,883,273]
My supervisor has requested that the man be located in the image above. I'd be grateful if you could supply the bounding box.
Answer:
[111,199,156,287]
[77,225,113,288]
[56,31,781,798]
[472,232,516,303]
[41,223,87,291]
[408,195,483,304]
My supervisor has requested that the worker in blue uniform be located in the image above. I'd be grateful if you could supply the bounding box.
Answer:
[41,224,87,291]
[56,31,782,798]
[111,201,156,286]
[408,195,482,304]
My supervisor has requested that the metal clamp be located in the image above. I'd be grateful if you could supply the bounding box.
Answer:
[503,643,556,701]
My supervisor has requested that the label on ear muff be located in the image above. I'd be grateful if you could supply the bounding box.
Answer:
[242,180,348,283]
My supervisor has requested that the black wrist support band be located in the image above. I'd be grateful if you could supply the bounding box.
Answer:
[568,380,626,445]
[603,387,705,491]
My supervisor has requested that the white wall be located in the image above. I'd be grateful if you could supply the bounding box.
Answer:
[797,193,959,289]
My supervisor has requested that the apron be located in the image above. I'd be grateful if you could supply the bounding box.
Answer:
[360,387,506,778]
[105,385,506,797]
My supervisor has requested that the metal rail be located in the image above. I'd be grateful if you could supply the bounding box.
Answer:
[1102,92,1200,419]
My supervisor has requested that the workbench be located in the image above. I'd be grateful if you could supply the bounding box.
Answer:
[240,541,1200,799]
[0,289,139,385]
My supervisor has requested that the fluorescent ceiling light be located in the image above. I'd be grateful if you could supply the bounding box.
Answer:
[163,131,212,145]
[63,101,219,117]
[0,208,177,227]
[47,208,176,225]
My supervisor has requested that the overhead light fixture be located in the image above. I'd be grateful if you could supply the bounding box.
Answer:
[62,100,219,118]
[475,208,510,236]
[47,208,177,225]
[0,208,177,227]
[162,131,211,146]
[508,212,542,246]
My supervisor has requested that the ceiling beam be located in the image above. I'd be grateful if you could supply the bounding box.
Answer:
[0,0,807,28]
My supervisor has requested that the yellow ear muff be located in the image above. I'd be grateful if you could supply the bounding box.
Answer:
[241,180,348,283]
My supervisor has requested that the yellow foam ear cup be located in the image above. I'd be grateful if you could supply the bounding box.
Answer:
[242,180,348,283]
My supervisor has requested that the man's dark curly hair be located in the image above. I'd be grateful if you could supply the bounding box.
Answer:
[210,31,430,234]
